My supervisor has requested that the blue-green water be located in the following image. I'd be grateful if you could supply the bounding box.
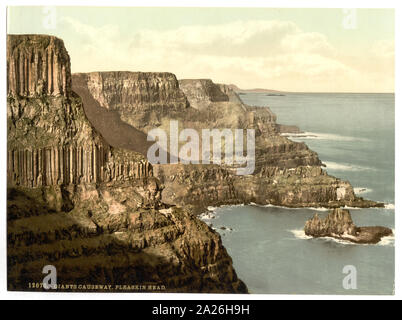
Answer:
[202,93,395,295]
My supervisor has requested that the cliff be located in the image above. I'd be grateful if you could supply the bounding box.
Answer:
[7,49,151,187]
[179,79,229,110]
[305,209,393,244]
[72,72,381,212]
[8,181,246,292]
[7,35,71,97]
[7,34,247,293]
[73,71,188,130]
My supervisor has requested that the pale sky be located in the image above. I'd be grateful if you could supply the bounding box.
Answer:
[7,6,394,92]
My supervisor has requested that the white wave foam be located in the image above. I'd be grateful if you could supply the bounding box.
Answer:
[322,234,394,246]
[377,228,395,246]
[198,211,216,220]
[289,229,359,244]
[343,206,361,210]
[289,229,313,240]
[378,234,395,246]
[320,236,361,246]
[353,187,373,195]
[282,131,368,142]
[200,204,246,221]
[289,229,394,247]
[385,203,395,210]
[360,204,395,210]
[263,204,329,212]
[310,207,330,212]
[322,161,373,172]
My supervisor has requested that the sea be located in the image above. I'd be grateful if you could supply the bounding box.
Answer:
[200,92,395,295]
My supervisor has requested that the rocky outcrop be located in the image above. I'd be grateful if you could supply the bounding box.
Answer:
[153,163,372,213]
[7,34,247,293]
[179,79,229,110]
[305,208,393,244]
[8,181,246,293]
[73,72,381,212]
[73,72,188,131]
[7,35,71,97]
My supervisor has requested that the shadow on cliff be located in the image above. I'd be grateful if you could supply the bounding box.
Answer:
[7,187,247,293]
[7,187,174,292]
[72,74,155,157]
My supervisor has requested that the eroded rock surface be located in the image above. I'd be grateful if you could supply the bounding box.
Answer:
[72,72,382,213]
[7,34,247,293]
[179,79,229,110]
[304,208,393,244]
[7,35,71,97]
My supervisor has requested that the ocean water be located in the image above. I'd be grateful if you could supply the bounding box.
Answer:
[201,93,395,295]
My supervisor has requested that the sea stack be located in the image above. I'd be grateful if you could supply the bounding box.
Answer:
[304,208,393,244]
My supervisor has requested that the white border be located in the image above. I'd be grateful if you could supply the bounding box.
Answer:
[0,0,399,300]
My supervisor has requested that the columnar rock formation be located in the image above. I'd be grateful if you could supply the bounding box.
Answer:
[7,34,247,293]
[7,35,71,97]
[73,72,189,130]
[7,36,153,188]
[82,71,188,108]
[305,208,393,244]
[7,146,152,187]
[73,72,381,212]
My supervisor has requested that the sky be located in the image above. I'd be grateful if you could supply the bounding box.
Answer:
[7,6,394,92]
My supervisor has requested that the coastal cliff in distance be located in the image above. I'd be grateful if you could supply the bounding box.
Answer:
[72,73,382,214]
[7,34,247,293]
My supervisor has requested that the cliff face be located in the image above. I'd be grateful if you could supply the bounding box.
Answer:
[74,72,188,131]
[179,79,229,110]
[154,164,358,211]
[7,35,247,293]
[305,209,393,244]
[7,51,151,187]
[73,72,380,212]
[8,181,246,292]
[7,35,71,97]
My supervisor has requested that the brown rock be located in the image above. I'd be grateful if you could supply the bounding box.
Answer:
[7,34,247,293]
[73,72,380,212]
[7,34,71,97]
[304,208,393,244]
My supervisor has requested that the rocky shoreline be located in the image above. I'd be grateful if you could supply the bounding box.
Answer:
[72,72,383,212]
